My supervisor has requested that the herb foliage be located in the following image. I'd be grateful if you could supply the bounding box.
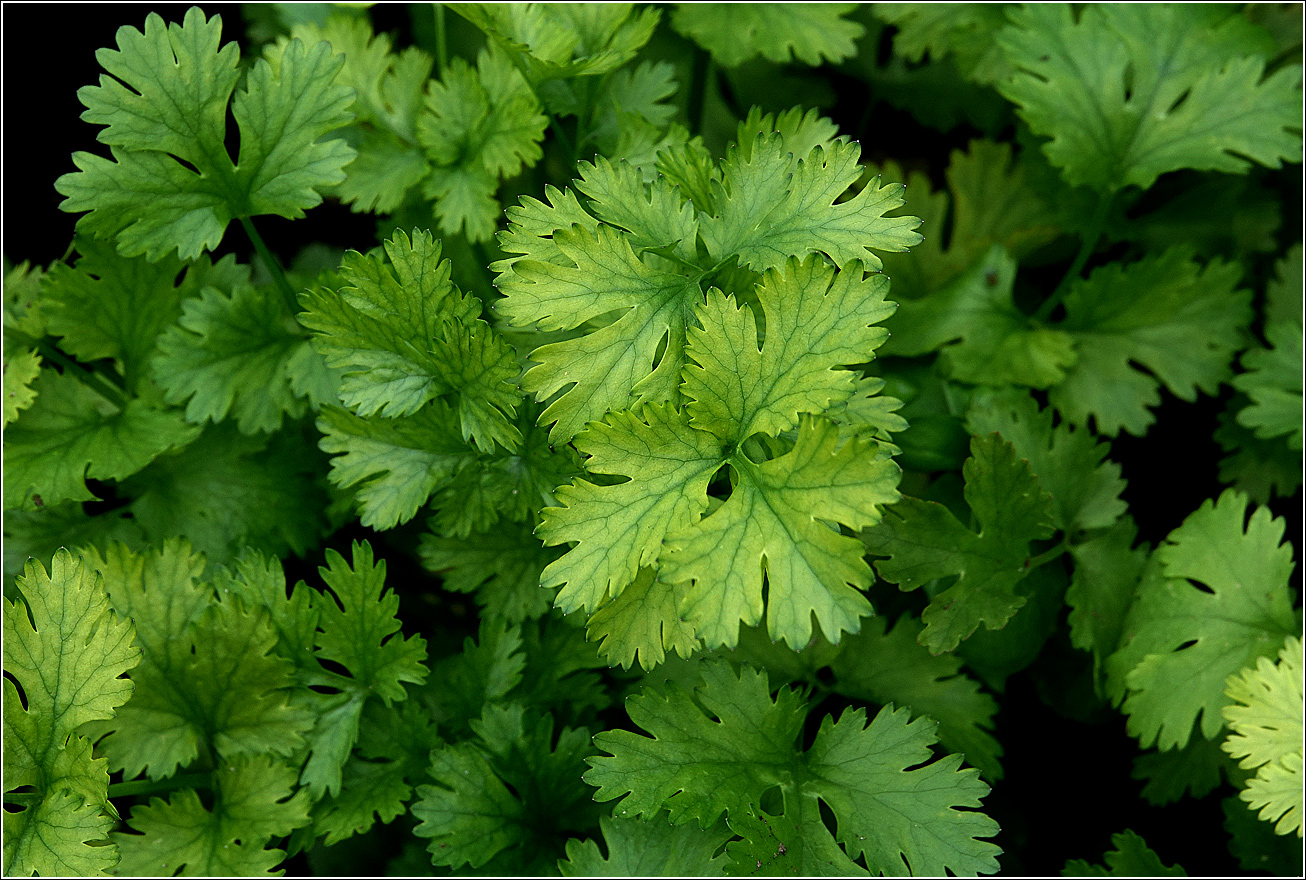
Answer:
[2,3,1302,876]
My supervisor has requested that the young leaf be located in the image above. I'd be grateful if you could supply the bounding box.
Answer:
[1223,637,1304,837]
[3,550,141,877]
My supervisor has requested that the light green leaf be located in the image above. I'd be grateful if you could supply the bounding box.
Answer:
[683,256,895,443]
[2,347,40,427]
[703,135,922,273]
[2,550,140,877]
[586,567,701,672]
[662,418,900,649]
[498,224,704,443]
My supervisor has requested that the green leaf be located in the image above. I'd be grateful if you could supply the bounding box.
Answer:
[2,348,41,428]
[498,224,705,443]
[1133,734,1228,806]
[3,550,140,877]
[671,3,864,67]
[416,47,546,241]
[56,7,356,261]
[539,403,721,616]
[413,703,598,872]
[966,387,1127,534]
[315,401,477,530]
[661,417,899,649]
[315,541,429,707]
[113,755,311,876]
[1233,321,1304,451]
[420,521,560,624]
[683,256,895,443]
[830,615,1003,781]
[153,282,328,435]
[43,239,248,393]
[999,4,1302,192]
[585,660,1001,876]
[1223,636,1304,837]
[863,433,1056,654]
[1050,247,1253,437]
[884,245,1077,388]
[2,370,200,511]
[1062,829,1187,876]
[83,541,314,780]
[560,812,730,876]
[301,228,521,452]
[585,567,701,672]
[702,135,923,273]
[1106,490,1299,750]
[1065,518,1149,690]
[874,4,1013,85]
[121,423,329,564]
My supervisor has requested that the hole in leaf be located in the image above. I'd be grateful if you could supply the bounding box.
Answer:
[317,658,350,679]
[1166,87,1192,114]
[1174,639,1199,652]
[4,672,27,710]
[649,328,669,372]
[706,463,733,501]
[1184,577,1215,595]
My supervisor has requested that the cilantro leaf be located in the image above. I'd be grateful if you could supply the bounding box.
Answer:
[413,703,598,872]
[2,370,199,511]
[671,3,864,68]
[585,659,1001,875]
[1106,490,1299,750]
[559,812,730,876]
[1063,829,1187,876]
[702,135,923,273]
[683,256,895,443]
[420,521,561,624]
[863,433,1056,654]
[966,387,1127,535]
[539,402,721,616]
[83,541,314,780]
[3,550,141,877]
[113,755,310,876]
[1065,518,1149,690]
[1232,321,1303,451]
[585,567,701,671]
[417,47,547,241]
[999,4,1302,192]
[153,282,328,435]
[498,224,704,442]
[831,614,1003,781]
[1223,636,1304,837]
[301,228,521,452]
[56,7,356,261]
[661,417,899,649]
[884,246,1077,389]
[1049,247,1252,436]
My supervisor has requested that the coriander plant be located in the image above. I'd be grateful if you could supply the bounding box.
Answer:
[2,3,1302,876]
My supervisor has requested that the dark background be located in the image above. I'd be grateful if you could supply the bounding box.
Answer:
[3,4,1301,876]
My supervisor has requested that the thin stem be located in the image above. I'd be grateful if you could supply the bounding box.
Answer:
[1026,538,1069,571]
[1031,191,1114,324]
[239,216,299,315]
[5,328,127,409]
[434,3,448,73]
[108,771,214,800]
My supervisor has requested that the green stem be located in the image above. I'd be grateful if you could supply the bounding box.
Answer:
[434,3,448,72]
[687,49,713,136]
[1031,191,1113,324]
[239,216,299,315]
[108,771,214,800]
[5,328,127,408]
[1026,538,1069,571]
